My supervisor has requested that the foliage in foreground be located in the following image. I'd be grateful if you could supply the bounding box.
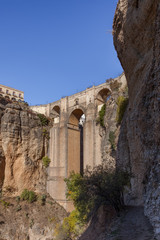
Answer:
[55,165,130,239]
[65,165,130,223]
[116,96,128,124]
[54,210,84,240]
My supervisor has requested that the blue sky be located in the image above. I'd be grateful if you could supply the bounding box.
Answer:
[0,0,122,105]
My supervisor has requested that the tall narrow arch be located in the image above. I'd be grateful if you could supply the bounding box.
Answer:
[67,109,85,175]
[50,105,60,124]
[96,88,112,112]
[96,88,111,105]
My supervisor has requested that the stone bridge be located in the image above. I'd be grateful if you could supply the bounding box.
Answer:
[31,73,126,209]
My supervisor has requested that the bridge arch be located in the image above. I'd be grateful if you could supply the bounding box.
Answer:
[67,108,85,175]
[50,105,60,123]
[67,105,86,124]
[96,88,112,106]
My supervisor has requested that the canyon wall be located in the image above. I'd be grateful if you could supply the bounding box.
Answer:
[0,99,49,196]
[113,0,160,237]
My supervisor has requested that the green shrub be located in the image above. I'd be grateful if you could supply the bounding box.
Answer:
[65,173,91,223]
[0,199,10,208]
[54,210,84,240]
[65,166,130,223]
[38,194,47,205]
[109,131,116,150]
[28,191,37,203]
[42,156,51,168]
[116,96,128,124]
[42,128,50,140]
[97,104,106,127]
[20,189,37,203]
[38,113,49,126]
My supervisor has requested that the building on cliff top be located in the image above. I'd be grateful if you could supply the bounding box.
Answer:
[0,84,24,102]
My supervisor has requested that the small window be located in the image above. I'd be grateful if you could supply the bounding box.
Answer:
[6,90,9,94]
[75,98,79,105]
[13,92,15,96]
[19,93,21,98]
[0,88,2,92]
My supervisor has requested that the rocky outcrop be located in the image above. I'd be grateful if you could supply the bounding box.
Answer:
[101,74,127,168]
[0,196,67,240]
[0,99,49,196]
[113,0,160,237]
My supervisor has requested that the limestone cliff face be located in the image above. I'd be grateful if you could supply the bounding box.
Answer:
[0,100,49,195]
[113,0,160,237]
[101,74,127,168]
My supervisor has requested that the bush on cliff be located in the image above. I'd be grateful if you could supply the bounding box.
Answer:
[37,113,49,126]
[54,209,84,240]
[65,165,130,223]
[42,156,51,167]
[108,131,116,150]
[97,104,106,127]
[20,189,37,203]
[116,96,128,124]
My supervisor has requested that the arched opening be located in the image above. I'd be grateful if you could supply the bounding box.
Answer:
[12,97,16,101]
[5,96,10,100]
[68,109,85,175]
[50,105,60,124]
[96,88,111,111]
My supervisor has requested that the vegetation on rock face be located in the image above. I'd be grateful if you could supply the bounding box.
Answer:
[109,131,116,150]
[20,189,37,203]
[0,199,11,208]
[97,104,106,127]
[42,156,51,168]
[37,113,50,126]
[65,165,130,226]
[54,209,84,240]
[38,194,47,205]
[116,96,128,124]
[42,128,50,140]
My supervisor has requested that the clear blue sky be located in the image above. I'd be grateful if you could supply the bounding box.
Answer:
[0,0,122,106]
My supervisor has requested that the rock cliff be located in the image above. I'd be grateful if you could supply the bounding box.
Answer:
[0,195,67,240]
[0,99,49,196]
[0,99,68,240]
[101,73,127,168]
[113,0,160,237]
